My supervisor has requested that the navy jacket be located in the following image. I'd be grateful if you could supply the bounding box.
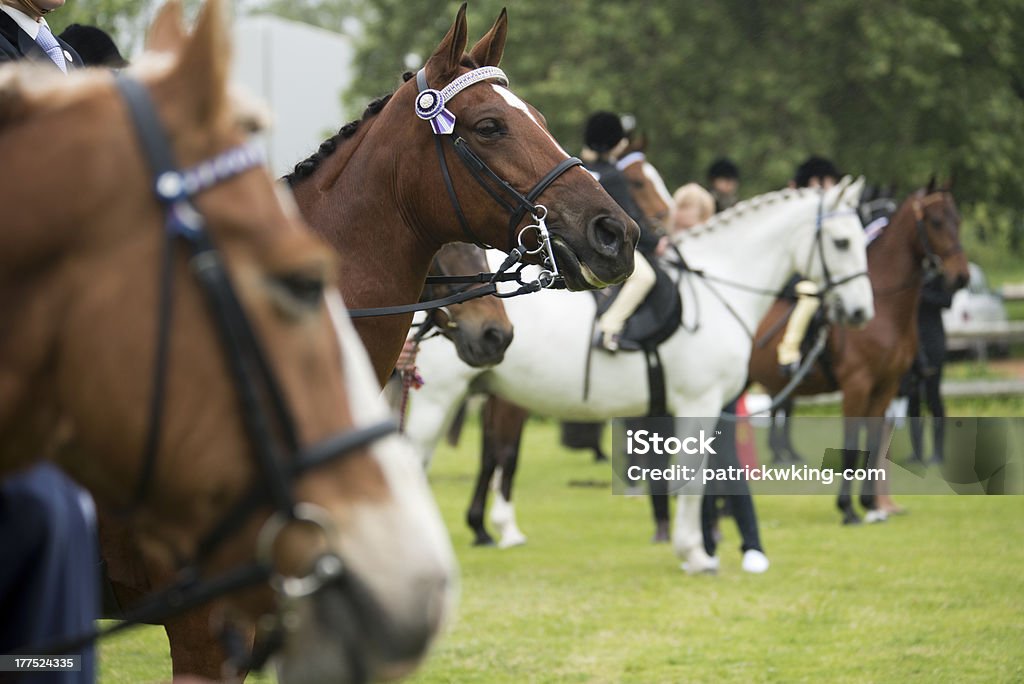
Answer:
[0,11,83,68]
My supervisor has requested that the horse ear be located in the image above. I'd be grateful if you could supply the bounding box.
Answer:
[146,0,186,53]
[468,8,508,67]
[926,174,937,194]
[828,175,858,209]
[170,0,230,126]
[424,2,469,84]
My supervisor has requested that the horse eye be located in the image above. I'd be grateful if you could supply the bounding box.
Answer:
[274,272,324,309]
[833,238,850,251]
[475,118,504,138]
[930,218,943,230]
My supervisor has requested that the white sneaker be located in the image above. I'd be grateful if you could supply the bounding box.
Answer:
[742,549,770,573]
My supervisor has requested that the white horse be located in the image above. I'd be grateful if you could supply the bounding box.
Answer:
[403,177,873,571]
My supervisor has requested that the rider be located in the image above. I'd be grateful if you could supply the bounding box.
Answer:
[583,111,666,352]
[777,156,841,375]
[706,157,741,212]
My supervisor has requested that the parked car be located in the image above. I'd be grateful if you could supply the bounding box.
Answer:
[942,262,1010,356]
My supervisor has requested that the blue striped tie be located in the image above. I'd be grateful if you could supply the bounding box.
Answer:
[35,24,67,74]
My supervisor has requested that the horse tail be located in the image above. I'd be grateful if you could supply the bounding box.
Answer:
[446,398,469,447]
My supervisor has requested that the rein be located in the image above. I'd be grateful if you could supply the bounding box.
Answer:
[11,75,396,661]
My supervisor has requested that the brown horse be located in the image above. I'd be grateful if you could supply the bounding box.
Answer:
[287,4,638,385]
[101,4,626,679]
[419,242,514,368]
[748,182,969,524]
[0,0,454,681]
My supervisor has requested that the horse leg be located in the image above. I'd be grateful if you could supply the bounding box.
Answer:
[837,416,863,525]
[859,416,884,520]
[768,406,787,464]
[673,493,716,573]
[166,605,251,682]
[482,396,530,548]
[781,400,806,463]
[466,397,497,546]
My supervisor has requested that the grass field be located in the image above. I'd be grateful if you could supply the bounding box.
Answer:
[99,409,1024,683]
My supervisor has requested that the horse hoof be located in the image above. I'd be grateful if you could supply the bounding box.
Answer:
[841,511,862,526]
[472,535,496,547]
[498,532,527,549]
[864,509,888,524]
[681,556,719,575]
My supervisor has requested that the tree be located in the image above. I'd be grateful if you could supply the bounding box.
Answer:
[258,0,1024,256]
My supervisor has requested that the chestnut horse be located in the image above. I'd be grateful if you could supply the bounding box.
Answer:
[0,1,454,682]
[101,4,630,680]
[748,182,969,525]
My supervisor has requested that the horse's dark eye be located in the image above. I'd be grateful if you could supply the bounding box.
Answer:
[475,118,504,138]
[833,238,850,251]
[275,273,324,308]
[930,218,943,230]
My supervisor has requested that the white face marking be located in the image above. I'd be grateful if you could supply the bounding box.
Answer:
[490,84,570,159]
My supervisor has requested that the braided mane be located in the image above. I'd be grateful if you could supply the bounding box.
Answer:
[682,187,813,238]
[284,56,483,186]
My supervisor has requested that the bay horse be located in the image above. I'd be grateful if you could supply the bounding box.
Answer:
[747,182,969,525]
[100,4,629,679]
[403,179,875,571]
[287,3,639,385]
[0,0,455,681]
[418,242,514,368]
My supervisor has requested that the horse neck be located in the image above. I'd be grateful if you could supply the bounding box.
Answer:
[868,202,923,331]
[680,197,812,331]
[288,107,439,383]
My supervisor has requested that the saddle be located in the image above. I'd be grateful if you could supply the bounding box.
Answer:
[592,261,681,351]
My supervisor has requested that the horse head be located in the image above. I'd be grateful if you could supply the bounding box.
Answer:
[425,243,514,367]
[805,176,875,327]
[617,134,673,233]
[914,177,970,291]
[0,0,454,679]
[387,4,639,290]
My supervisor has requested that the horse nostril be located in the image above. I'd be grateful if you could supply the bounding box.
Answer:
[483,326,512,352]
[588,215,625,256]
[849,308,865,325]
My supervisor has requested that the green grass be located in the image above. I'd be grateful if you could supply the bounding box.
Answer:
[99,411,1024,683]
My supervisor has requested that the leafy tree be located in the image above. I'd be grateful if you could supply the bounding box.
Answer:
[255,0,1024,256]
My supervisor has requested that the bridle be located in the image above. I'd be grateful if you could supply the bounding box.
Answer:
[870,190,962,297]
[415,65,582,288]
[17,74,397,663]
[913,191,963,273]
[667,192,871,338]
[804,195,870,298]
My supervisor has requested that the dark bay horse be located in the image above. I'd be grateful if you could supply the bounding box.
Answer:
[748,182,969,524]
[0,0,454,681]
[101,4,628,679]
